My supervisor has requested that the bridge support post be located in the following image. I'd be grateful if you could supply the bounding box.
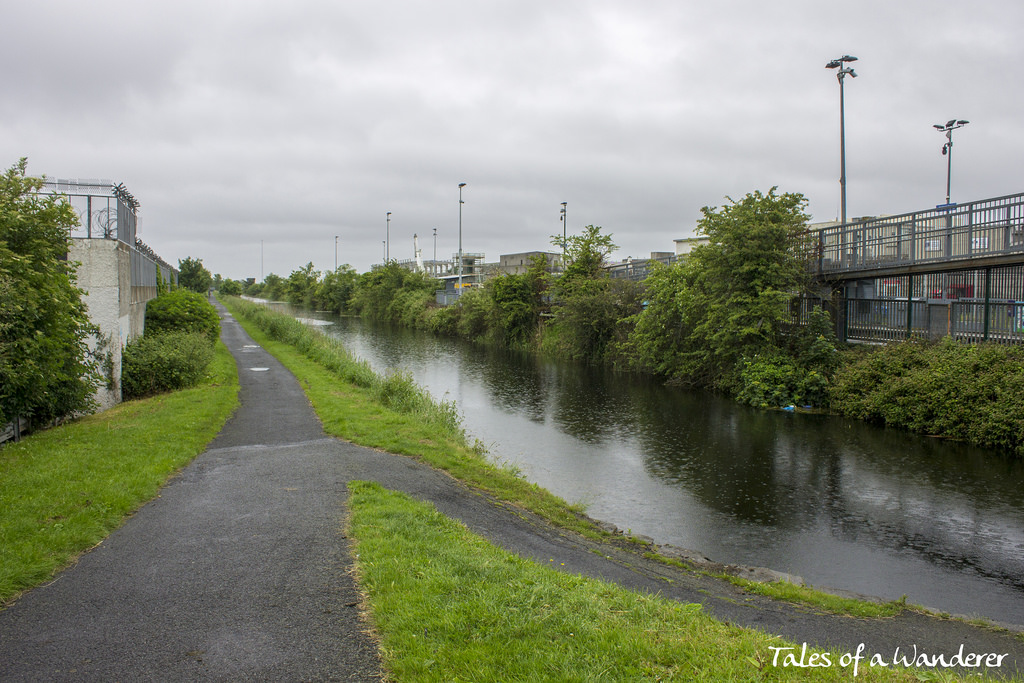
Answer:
[984,266,992,342]
[906,274,914,340]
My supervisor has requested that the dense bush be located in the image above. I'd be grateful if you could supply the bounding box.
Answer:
[1,159,100,426]
[121,332,215,399]
[219,279,243,296]
[829,338,1024,456]
[547,278,643,363]
[144,289,220,343]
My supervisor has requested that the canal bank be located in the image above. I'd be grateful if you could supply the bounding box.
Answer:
[289,307,1024,627]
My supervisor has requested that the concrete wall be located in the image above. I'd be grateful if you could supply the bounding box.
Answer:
[69,238,153,412]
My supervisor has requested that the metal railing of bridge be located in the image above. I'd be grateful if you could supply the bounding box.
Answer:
[841,297,1024,345]
[812,192,1024,276]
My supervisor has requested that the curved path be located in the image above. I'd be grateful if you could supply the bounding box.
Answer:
[1,305,1021,680]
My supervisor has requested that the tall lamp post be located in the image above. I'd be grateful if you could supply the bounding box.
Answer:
[334,235,338,271]
[457,183,466,296]
[432,227,437,272]
[385,212,391,262]
[933,119,969,205]
[826,55,858,224]
[559,202,567,270]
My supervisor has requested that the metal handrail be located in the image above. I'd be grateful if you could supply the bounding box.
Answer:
[811,192,1024,276]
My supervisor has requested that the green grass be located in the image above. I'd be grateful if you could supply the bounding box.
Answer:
[643,550,907,619]
[0,341,238,604]
[348,481,970,682]
[722,575,906,619]
[224,296,598,538]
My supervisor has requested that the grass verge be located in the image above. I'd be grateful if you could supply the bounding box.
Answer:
[0,341,238,604]
[348,480,988,682]
[223,296,597,537]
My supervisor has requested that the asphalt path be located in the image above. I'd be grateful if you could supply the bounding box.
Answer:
[1,304,1021,681]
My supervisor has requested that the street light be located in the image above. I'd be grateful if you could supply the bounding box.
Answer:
[933,119,969,205]
[559,202,567,269]
[385,212,391,262]
[826,54,858,224]
[334,235,338,271]
[432,227,437,270]
[458,183,466,296]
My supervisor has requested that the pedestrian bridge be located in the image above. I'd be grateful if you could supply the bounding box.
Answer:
[812,191,1024,279]
[807,192,1024,344]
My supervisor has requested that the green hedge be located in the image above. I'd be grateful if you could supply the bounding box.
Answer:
[144,289,220,343]
[829,338,1024,457]
[122,332,215,399]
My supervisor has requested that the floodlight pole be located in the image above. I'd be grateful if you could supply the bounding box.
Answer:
[934,119,969,205]
[458,183,466,296]
[826,55,858,224]
[385,212,391,262]
[560,202,567,269]
[334,235,338,271]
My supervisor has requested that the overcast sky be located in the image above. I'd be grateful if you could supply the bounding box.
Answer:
[3,1,1022,280]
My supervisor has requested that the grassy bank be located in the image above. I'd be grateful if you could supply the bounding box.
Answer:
[349,481,999,682]
[0,341,238,604]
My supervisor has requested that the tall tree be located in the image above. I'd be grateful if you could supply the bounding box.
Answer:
[551,225,617,282]
[0,159,100,426]
[178,256,213,293]
[285,262,320,308]
[626,188,814,391]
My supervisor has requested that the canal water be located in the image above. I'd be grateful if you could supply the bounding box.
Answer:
[296,310,1024,625]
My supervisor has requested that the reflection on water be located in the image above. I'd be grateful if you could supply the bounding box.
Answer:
[299,309,1024,624]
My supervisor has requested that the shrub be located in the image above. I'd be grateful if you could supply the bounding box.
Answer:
[219,279,243,296]
[829,338,1024,457]
[122,332,215,399]
[736,350,830,409]
[454,287,494,341]
[144,289,220,343]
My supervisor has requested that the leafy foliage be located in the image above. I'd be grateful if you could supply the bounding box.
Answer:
[121,331,215,399]
[547,277,643,362]
[315,265,359,313]
[218,279,243,296]
[552,224,617,282]
[829,338,1024,456]
[486,255,551,346]
[177,256,213,293]
[349,262,438,322]
[0,159,100,425]
[144,289,220,343]
[285,261,319,308]
[624,188,831,399]
[540,226,642,362]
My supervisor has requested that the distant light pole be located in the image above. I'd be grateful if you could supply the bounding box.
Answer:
[458,183,466,296]
[826,55,858,224]
[385,212,391,262]
[334,235,338,271]
[933,119,970,205]
[432,227,437,270]
[559,202,567,269]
